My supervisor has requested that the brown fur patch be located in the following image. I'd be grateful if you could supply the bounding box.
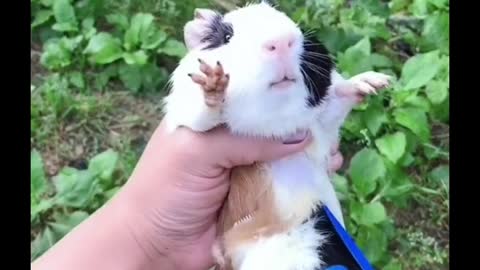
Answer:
[214,163,292,270]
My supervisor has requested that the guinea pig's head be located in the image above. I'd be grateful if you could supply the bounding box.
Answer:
[177,1,335,138]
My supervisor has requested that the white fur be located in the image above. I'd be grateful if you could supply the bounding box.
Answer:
[163,2,391,270]
[234,219,328,270]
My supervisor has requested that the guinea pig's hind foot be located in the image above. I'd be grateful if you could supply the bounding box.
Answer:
[188,59,230,108]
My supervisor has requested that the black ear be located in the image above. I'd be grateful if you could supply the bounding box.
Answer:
[261,0,276,6]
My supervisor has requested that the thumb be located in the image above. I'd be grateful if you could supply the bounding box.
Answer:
[209,129,313,168]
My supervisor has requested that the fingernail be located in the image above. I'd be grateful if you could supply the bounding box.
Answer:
[283,130,310,144]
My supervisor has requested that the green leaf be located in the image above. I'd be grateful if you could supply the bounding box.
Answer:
[49,211,89,237]
[351,201,387,226]
[106,13,129,30]
[361,104,387,136]
[428,0,448,8]
[158,39,187,58]
[404,93,431,112]
[88,149,119,183]
[31,199,55,223]
[428,165,449,186]
[105,186,121,199]
[123,50,148,65]
[31,227,57,261]
[410,0,429,18]
[375,132,407,163]
[68,71,85,88]
[420,12,449,53]
[370,53,393,68]
[53,167,99,208]
[348,148,386,198]
[31,150,47,202]
[393,107,431,142]
[384,259,402,270]
[338,37,372,77]
[52,0,77,32]
[124,13,155,50]
[81,17,96,39]
[40,39,72,70]
[84,32,123,64]
[400,50,441,90]
[118,64,142,91]
[332,174,349,201]
[32,9,53,28]
[425,79,448,104]
[141,63,168,91]
[355,225,388,263]
[141,29,168,50]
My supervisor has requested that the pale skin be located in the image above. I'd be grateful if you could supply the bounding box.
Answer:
[31,121,344,270]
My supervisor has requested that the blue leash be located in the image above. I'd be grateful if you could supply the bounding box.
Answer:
[315,206,375,270]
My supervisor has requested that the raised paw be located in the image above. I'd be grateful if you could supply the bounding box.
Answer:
[338,71,392,103]
[188,59,230,108]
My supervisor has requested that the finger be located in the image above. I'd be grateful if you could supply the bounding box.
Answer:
[207,128,313,168]
[328,152,344,175]
[199,59,213,76]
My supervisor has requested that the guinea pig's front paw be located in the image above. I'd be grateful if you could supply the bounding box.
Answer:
[188,59,230,108]
[338,71,392,103]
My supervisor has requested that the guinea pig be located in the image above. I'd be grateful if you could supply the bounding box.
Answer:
[162,1,391,270]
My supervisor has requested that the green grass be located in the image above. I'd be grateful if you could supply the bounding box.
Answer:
[30,0,449,269]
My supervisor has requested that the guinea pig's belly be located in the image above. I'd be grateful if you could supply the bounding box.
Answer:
[267,152,337,222]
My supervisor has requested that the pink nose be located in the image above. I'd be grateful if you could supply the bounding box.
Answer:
[263,34,296,55]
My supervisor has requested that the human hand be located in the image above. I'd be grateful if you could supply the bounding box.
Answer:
[116,121,317,270]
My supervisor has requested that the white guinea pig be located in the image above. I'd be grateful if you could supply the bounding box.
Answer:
[162,1,391,270]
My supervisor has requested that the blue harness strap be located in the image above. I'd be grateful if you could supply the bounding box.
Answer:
[311,206,375,270]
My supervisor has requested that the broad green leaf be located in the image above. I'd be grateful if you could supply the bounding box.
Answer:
[49,211,89,237]
[428,0,448,8]
[40,39,72,70]
[60,35,83,51]
[94,64,118,90]
[338,37,372,77]
[361,104,387,136]
[31,227,57,261]
[348,148,386,198]
[118,64,142,91]
[68,71,85,88]
[141,29,167,50]
[410,0,429,18]
[158,39,187,58]
[355,225,388,263]
[351,201,387,226]
[425,79,448,104]
[123,50,148,65]
[124,13,155,50]
[429,165,449,187]
[53,167,99,208]
[404,93,431,112]
[398,152,415,167]
[389,0,409,12]
[52,0,77,32]
[31,150,47,202]
[393,107,431,142]
[32,10,53,28]
[141,63,168,91]
[31,199,55,222]
[81,17,96,39]
[105,186,121,199]
[84,32,123,64]
[384,259,402,270]
[106,13,129,30]
[400,50,441,90]
[88,149,119,182]
[375,132,407,163]
[420,12,449,53]
[371,53,393,68]
[332,174,349,201]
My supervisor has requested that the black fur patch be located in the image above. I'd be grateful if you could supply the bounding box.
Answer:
[300,35,334,107]
[308,206,363,270]
[201,13,234,50]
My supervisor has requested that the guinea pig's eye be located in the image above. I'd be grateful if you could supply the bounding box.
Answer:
[224,33,232,43]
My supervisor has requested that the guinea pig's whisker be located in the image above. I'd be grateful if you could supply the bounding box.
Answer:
[301,58,330,80]
[300,66,314,92]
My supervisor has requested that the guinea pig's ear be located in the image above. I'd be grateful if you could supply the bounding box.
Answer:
[184,8,219,51]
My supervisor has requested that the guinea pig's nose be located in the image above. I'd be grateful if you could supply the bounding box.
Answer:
[263,34,296,55]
